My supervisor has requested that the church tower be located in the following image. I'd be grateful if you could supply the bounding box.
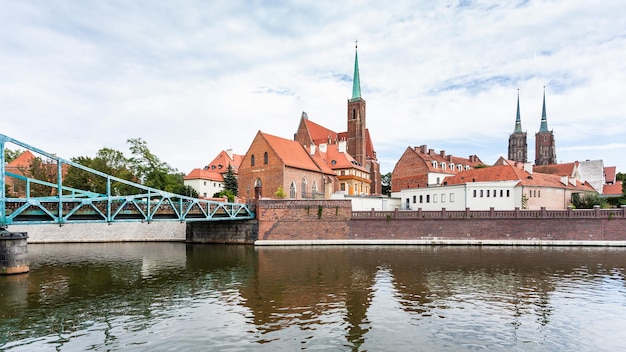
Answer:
[508,90,527,163]
[347,43,367,167]
[534,87,557,165]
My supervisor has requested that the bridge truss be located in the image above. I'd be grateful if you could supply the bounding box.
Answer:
[1,134,254,225]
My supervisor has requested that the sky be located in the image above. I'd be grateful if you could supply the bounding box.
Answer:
[1,1,625,177]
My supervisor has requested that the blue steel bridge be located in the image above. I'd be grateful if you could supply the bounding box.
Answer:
[1,134,254,226]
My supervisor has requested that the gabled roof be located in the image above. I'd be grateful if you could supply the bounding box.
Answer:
[303,118,339,145]
[206,149,243,173]
[260,131,331,173]
[6,150,35,169]
[183,168,224,182]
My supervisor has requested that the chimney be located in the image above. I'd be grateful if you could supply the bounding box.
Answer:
[428,149,434,155]
[418,145,428,154]
[440,150,446,158]
[338,140,347,153]
[524,162,532,174]
[226,148,233,160]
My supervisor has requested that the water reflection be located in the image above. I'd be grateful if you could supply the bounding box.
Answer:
[1,244,625,351]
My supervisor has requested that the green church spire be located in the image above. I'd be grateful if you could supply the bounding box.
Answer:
[539,86,549,132]
[514,89,523,133]
[351,41,361,100]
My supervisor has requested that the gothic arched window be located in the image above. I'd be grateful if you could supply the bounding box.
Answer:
[289,182,296,198]
[301,178,307,198]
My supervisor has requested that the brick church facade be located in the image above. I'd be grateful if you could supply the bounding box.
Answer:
[238,45,382,199]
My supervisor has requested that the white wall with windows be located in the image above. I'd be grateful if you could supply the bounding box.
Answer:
[184,179,224,199]
[392,180,522,211]
[428,171,452,186]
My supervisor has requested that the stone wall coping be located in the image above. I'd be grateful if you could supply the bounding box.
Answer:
[255,239,626,247]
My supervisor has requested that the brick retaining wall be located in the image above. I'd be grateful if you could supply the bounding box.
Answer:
[256,201,626,244]
[256,199,352,240]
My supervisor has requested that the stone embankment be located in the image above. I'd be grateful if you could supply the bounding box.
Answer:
[8,200,626,246]
[249,200,626,246]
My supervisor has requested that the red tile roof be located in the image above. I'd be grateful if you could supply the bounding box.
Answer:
[533,162,577,177]
[261,131,331,173]
[411,146,484,175]
[604,166,617,183]
[444,164,594,191]
[312,143,368,173]
[603,181,623,196]
[303,119,339,145]
[183,168,224,181]
[206,149,243,173]
[6,150,35,169]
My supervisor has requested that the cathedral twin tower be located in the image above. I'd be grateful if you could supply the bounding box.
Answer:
[508,87,557,166]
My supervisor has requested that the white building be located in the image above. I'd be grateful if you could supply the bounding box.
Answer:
[393,163,596,211]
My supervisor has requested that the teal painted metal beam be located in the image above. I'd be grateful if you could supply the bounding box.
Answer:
[1,133,254,225]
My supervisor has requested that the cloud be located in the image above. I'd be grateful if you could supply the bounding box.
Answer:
[1,0,625,176]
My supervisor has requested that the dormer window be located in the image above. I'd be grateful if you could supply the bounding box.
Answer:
[440,162,446,170]
[211,165,216,170]
[331,160,337,165]
[431,161,437,168]
[465,165,470,170]
[218,164,223,169]
[449,163,454,170]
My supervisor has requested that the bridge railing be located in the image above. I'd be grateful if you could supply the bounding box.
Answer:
[1,134,254,225]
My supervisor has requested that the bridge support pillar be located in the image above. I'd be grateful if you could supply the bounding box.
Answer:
[0,227,29,275]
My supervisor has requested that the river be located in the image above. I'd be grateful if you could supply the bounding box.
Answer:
[1,243,625,351]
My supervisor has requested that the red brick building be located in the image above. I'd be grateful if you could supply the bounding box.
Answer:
[237,131,336,200]
[391,145,483,192]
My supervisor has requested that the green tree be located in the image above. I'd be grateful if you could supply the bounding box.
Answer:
[3,148,21,163]
[274,186,286,199]
[381,172,391,196]
[214,189,236,202]
[126,138,185,194]
[618,172,626,197]
[223,164,238,195]
[571,192,606,209]
[183,185,199,198]
[64,148,138,195]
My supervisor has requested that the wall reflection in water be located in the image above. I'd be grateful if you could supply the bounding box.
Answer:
[1,244,625,351]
